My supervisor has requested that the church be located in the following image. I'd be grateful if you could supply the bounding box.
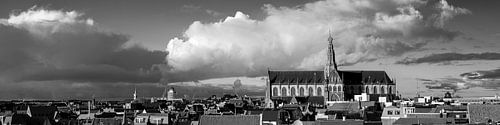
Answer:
[268,34,397,103]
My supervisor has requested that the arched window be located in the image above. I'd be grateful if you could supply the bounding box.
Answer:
[291,87,296,96]
[373,86,378,94]
[317,87,322,96]
[365,86,370,94]
[309,87,314,96]
[388,86,392,94]
[338,86,342,92]
[329,86,332,92]
[273,87,278,96]
[300,87,305,96]
[332,86,337,92]
[381,86,385,94]
[282,87,287,96]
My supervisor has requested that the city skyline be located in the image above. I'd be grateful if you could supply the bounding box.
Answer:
[1,0,500,99]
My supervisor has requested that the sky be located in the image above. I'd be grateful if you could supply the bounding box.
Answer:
[0,0,500,99]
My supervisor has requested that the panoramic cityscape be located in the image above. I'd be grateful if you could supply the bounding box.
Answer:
[1,0,500,124]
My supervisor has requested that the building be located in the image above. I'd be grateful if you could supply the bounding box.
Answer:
[198,115,262,125]
[268,34,397,103]
[468,104,500,124]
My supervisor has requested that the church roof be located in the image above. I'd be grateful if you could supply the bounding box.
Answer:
[338,70,394,85]
[268,70,394,85]
[268,70,324,84]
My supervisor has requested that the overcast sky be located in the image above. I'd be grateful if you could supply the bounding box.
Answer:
[1,0,500,99]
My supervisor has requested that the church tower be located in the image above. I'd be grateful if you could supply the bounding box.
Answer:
[324,32,344,101]
[133,87,137,100]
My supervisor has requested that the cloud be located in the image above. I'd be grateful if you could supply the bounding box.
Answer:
[181,5,224,18]
[0,7,167,83]
[166,0,468,79]
[396,52,500,65]
[460,68,500,80]
[420,68,500,92]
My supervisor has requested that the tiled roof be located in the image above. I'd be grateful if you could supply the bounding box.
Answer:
[414,107,434,113]
[468,104,500,124]
[327,101,376,111]
[199,115,261,125]
[393,118,449,125]
[268,71,324,84]
[268,70,393,85]
[247,110,279,121]
[338,70,393,85]
[316,119,364,125]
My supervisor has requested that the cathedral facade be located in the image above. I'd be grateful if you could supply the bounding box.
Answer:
[268,35,397,102]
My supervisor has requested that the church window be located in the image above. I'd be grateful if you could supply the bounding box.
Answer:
[338,86,342,92]
[317,87,322,96]
[282,87,287,96]
[332,86,336,92]
[309,87,314,96]
[365,86,370,94]
[291,87,296,96]
[373,86,378,94]
[300,87,305,96]
[273,87,278,96]
[388,86,392,94]
[381,86,385,94]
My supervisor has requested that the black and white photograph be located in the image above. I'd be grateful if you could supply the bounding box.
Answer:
[0,0,499,124]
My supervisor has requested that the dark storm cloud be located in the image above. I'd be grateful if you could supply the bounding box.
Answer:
[396,52,500,65]
[460,68,500,80]
[419,68,500,92]
[0,8,167,83]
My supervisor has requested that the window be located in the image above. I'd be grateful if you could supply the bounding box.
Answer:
[388,110,393,115]
[329,86,332,92]
[317,87,322,96]
[381,86,385,94]
[309,87,314,96]
[282,87,287,96]
[300,87,305,96]
[291,87,296,96]
[338,86,342,92]
[388,86,392,94]
[395,110,400,115]
[273,87,278,96]
[373,86,378,94]
[365,86,370,94]
[332,86,337,92]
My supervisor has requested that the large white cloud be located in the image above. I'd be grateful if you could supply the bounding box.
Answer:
[166,0,469,77]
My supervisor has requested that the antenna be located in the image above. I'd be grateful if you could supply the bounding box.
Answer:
[416,80,420,97]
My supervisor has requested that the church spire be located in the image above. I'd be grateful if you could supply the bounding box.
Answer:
[133,87,137,100]
[327,31,338,70]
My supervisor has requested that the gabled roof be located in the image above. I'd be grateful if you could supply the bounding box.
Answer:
[338,70,393,85]
[268,70,394,85]
[268,70,324,84]
[28,106,57,117]
[199,115,261,125]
